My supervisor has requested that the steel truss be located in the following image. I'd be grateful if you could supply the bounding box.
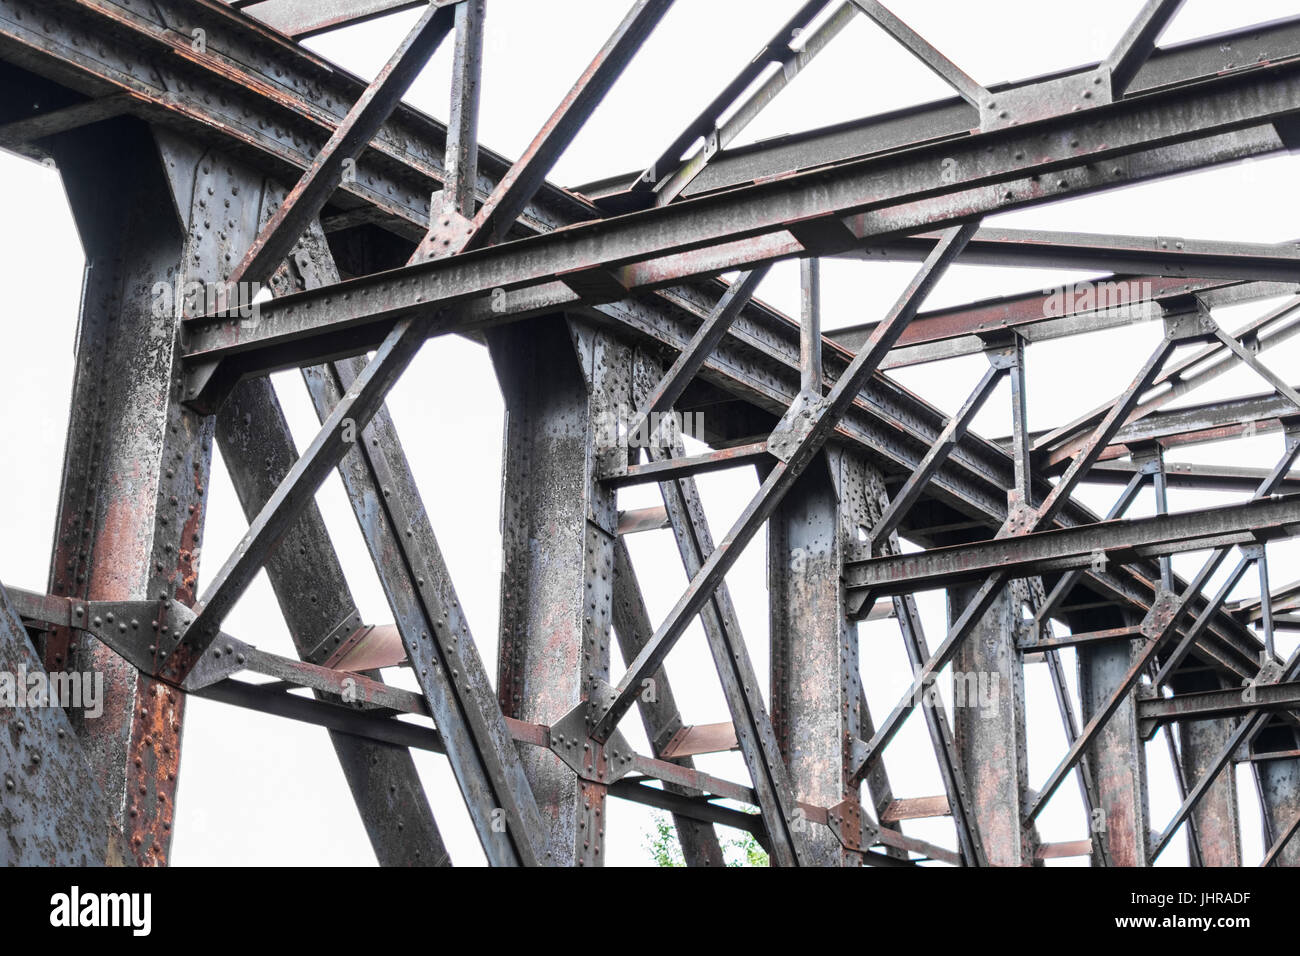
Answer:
[2,0,1300,866]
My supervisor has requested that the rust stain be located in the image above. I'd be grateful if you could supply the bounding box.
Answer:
[125,678,183,867]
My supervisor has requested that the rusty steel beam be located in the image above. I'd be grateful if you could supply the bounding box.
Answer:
[1151,647,1300,862]
[591,15,1300,202]
[304,350,545,866]
[1036,298,1300,469]
[287,227,544,865]
[216,288,451,864]
[1257,727,1300,867]
[623,267,770,443]
[438,0,485,223]
[1139,682,1300,724]
[850,331,1184,786]
[181,52,1300,380]
[868,361,1005,549]
[1028,432,1300,832]
[1078,621,1152,866]
[769,452,869,865]
[852,228,1300,284]
[847,0,986,108]
[847,494,1300,596]
[413,0,674,257]
[629,0,848,205]
[949,581,1037,865]
[39,122,221,866]
[487,319,622,866]
[1105,0,1187,97]
[183,0,661,677]
[833,278,1299,369]
[867,481,987,865]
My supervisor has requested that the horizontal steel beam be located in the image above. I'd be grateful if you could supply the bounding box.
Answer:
[831,277,1299,367]
[879,795,951,823]
[182,54,1300,381]
[1108,387,1300,451]
[1086,459,1300,494]
[846,494,1300,595]
[0,0,594,235]
[852,229,1300,284]
[601,441,771,488]
[1139,682,1300,724]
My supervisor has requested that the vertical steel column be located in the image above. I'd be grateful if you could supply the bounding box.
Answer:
[1007,334,1032,509]
[440,0,486,221]
[1255,724,1300,866]
[488,317,629,866]
[1168,671,1241,865]
[949,581,1037,865]
[39,122,233,865]
[769,450,870,865]
[1077,613,1151,866]
[800,258,823,396]
[1135,443,1175,592]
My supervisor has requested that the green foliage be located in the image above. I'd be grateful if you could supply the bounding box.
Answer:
[646,813,685,867]
[729,829,769,868]
[645,812,769,867]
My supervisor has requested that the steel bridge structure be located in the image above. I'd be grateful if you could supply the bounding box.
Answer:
[2,0,1300,867]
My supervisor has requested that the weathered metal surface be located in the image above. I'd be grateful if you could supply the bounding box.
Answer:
[3,0,1300,869]
[847,494,1300,595]
[1078,619,1151,867]
[1169,673,1242,867]
[182,49,1300,374]
[592,225,977,745]
[630,351,809,866]
[489,317,625,866]
[40,121,218,866]
[1256,725,1300,867]
[291,234,543,866]
[0,583,130,865]
[950,581,1038,866]
[770,454,862,866]
[228,0,458,286]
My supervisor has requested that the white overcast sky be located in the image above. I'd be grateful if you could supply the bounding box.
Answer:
[2,0,1300,865]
